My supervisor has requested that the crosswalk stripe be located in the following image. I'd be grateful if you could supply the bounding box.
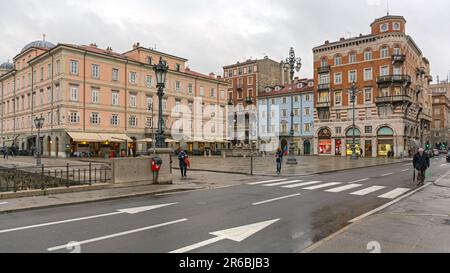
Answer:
[350,186,386,196]
[381,173,393,177]
[283,181,322,189]
[247,179,286,185]
[378,188,410,199]
[325,184,363,193]
[264,180,303,186]
[303,182,342,190]
[350,178,369,183]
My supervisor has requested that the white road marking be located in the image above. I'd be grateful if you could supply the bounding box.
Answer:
[0,202,8,205]
[403,163,411,166]
[349,178,369,183]
[247,179,286,185]
[325,184,363,193]
[378,188,410,199]
[282,181,323,189]
[302,182,342,190]
[400,169,410,172]
[263,180,303,187]
[0,203,178,234]
[170,219,280,253]
[48,218,188,252]
[252,193,301,206]
[350,186,386,196]
[381,173,393,177]
[441,164,448,167]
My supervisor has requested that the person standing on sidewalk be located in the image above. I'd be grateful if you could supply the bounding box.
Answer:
[3,146,9,160]
[178,150,188,178]
[275,147,284,175]
[413,148,430,186]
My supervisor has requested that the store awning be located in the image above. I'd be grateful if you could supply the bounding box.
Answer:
[165,139,179,143]
[99,134,133,143]
[136,138,154,143]
[67,132,104,142]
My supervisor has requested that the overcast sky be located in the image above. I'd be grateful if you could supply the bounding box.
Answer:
[1,0,449,81]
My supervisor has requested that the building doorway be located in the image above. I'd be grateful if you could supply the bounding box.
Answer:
[377,126,394,157]
[365,140,372,157]
[55,138,59,158]
[47,136,52,157]
[281,139,288,151]
[345,127,361,156]
[304,140,311,155]
[318,128,332,155]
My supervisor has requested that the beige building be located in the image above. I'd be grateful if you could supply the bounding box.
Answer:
[313,15,433,158]
[0,40,228,157]
[431,81,450,149]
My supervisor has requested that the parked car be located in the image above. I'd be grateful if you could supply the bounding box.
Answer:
[434,149,440,156]
[426,150,434,158]
[447,151,450,163]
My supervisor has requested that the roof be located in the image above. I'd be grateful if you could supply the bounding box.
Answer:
[259,80,314,98]
[184,68,227,83]
[122,46,188,62]
[64,44,130,59]
[21,40,55,53]
[313,34,374,51]
[0,62,14,70]
[370,15,406,27]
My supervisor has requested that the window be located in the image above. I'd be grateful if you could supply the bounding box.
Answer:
[69,85,78,102]
[349,70,357,83]
[238,68,243,75]
[321,58,328,67]
[146,117,152,128]
[188,83,193,94]
[210,88,215,97]
[129,116,137,127]
[393,67,401,75]
[364,50,372,61]
[188,102,193,112]
[282,109,287,117]
[335,91,342,105]
[162,99,167,110]
[90,113,100,125]
[380,23,389,32]
[319,74,330,84]
[69,112,80,123]
[364,68,373,81]
[112,69,119,81]
[334,73,342,84]
[47,64,52,79]
[294,124,300,132]
[175,101,181,112]
[40,67,44,81]
[70,60,79,75]
[393,22,401,31]
[304,123,311,132]
[248,76,253,85]
[248,65,253,74]
[147,97,153,110]
[349,52,357,64]
[380,66,389,76]
[220,89,225,100]
[130,94,137,108]
[380,47,389,58]
[129,72,137,84]
[91,88,99,104]
[55,60,60,75]
[200,86,205,96]
[176,64,181,72]
[305,107,311,116]
[282,97,287,104]
[365,126,372,134]
[111,114,120,126]
[305,94,311,101]
[146,56,152,65]
[334,55,341,65]
[173,81,180,92]
[112,91,119,106]
[228,70,233,77]
[92,64,100,79]
[381,88,389,97]
[364,88,372,103]
[336,113,342,120]
[145,75,152,87]
[394,47,401,55]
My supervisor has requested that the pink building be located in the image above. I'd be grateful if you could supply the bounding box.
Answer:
[0,40,229,157]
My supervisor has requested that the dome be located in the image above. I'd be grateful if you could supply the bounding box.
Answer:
[21,40,55,53]
[0,62,14,70]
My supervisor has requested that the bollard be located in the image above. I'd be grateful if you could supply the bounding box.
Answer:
[250,154,254,176]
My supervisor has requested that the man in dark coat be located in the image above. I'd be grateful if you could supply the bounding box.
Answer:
[413,148,430,186]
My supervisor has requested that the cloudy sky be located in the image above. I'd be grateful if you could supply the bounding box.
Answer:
[1,0,449,80]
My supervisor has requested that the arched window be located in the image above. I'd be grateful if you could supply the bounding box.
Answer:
[321,57,328,67]
[377,127,394,136]
[334,54,342,66]
[346,127,361,137]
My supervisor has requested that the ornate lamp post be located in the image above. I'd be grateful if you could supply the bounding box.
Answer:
[281,47,302,165]
[349,81,358,160]
[153,57,169,149]
[34,115,45,166]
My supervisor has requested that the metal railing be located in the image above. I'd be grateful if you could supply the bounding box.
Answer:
[376,75,412,85]
[317,65,331,74]
[0,163,111,193]
[317,83,330,91]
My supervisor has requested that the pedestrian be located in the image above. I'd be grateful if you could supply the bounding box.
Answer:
[275,147,284,175]
[178,150,188,178]
[413,148,430,186]
[360,148,364,158]
[3,146,9,160]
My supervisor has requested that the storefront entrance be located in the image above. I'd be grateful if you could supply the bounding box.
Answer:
[345,127,361,156]
[365,140,372,157]
[335,139,342,156]
[318,128,332,155]
[377,127,395,157]
[304,140,311,155]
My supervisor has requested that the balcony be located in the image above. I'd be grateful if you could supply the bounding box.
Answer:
[236,86,243,92]
[245,97,254,104]
[376,75,412,86]
[392,54,406,64]
[317,83,330,91]
[227,99,234,106]
[317,65,331,74]
[375,94,412,105]
[316,101,331,108]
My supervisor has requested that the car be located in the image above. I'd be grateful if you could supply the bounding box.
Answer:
[447,152,450,163]
[426,150,434,158]
[433,149,440,156]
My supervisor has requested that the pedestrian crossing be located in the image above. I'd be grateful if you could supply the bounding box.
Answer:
[246,178,411,200]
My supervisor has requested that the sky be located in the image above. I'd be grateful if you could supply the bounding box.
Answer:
[1,0,450,81]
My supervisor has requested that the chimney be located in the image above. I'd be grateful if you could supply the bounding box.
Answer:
[217,75,222,79]
[209,72,215,78]
[133,42,141,49]
[325,40,329,44]
[89,43,98,48]
[106,46,113,52]
[340,37,345,41]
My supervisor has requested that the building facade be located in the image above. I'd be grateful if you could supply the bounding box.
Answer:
[258,79,315,154]
[431,82,450,149]
[313,15,433,158]
[0,40,228,158]
[223,57,288,150]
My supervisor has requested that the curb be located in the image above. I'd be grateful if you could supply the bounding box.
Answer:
[0,186,204,214]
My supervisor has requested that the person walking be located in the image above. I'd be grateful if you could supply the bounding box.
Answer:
[3,146,9,160]
[178,150,189,178]
[413,148,430,186]
[275,147,284,175]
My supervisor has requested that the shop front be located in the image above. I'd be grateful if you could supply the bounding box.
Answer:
[335,139,342,156]
[377,127,394,157]
[67,132,132,158]
[318,128,332,155]
[345,128,361,156]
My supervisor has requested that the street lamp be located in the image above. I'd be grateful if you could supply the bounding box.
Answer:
[148,104,156,155]
[281,47,302,165]
[34,115,45,166]
[153,57,169,149]
[349,81,358,160]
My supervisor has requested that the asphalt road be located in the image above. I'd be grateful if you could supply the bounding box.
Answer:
[0,157,448,253]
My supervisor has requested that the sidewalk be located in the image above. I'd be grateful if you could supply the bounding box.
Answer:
[305,170,450,253]
[0,170,263,213]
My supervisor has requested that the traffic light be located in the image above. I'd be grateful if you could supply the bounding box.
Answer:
[425,143,430,149]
